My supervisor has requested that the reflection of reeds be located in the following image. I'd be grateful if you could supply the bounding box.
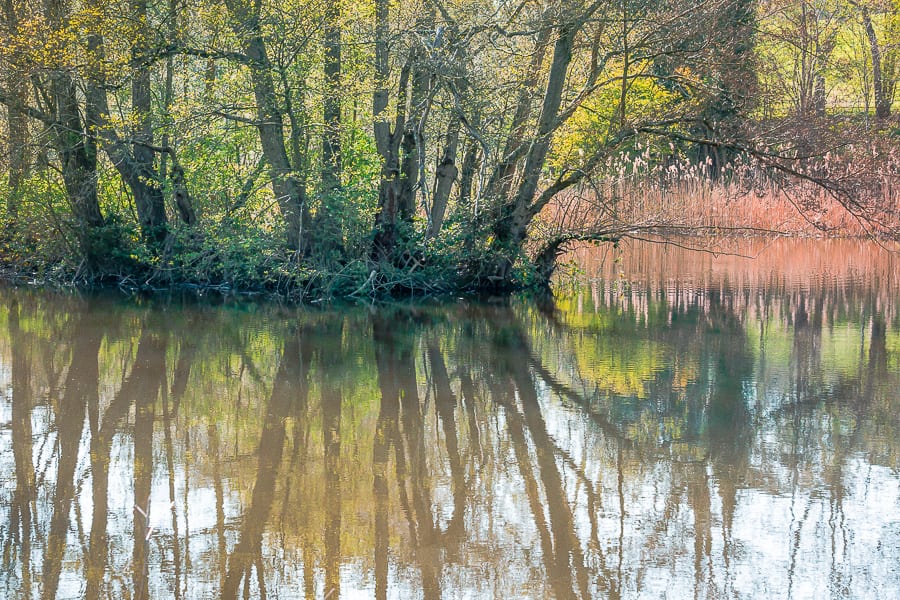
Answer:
[540,143,900,239]
[569,237,900,326]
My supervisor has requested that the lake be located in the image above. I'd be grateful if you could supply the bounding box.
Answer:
[0,238,898,599]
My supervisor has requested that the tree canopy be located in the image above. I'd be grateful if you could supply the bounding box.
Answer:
[0,0,897,297]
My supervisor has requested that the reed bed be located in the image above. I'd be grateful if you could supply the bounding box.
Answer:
[539,141,900,241]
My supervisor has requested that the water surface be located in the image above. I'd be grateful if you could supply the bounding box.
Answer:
[1,238,898,599]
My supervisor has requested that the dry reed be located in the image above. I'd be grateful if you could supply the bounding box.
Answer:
[538,140,900,241]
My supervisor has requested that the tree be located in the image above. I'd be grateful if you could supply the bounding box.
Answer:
[0,0,193,259]
[89,0,170,247]
[1,0,30,219]
[370,0,433,262]
[322,0,342,195]
[17,0,106,261]
[364,0,749,285]
[758,0,848,117]
[692,0,760,170]
[223,0,312,253]
[853,0,899,120]
[0,0,895,293]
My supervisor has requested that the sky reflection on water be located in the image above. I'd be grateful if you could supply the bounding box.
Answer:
[0,238,898,599]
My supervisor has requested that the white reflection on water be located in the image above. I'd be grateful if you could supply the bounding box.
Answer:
[0,238,897,599]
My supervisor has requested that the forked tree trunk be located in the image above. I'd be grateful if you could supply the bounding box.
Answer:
[37,0,104,262]
[487,24,577,283]
[226,0,310,254]
[84,0,169,249]
[484,24,551,202]
[55,77,105,262]
[371,2,434,262]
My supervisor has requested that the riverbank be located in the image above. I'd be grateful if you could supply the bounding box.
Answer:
[2,150,898,303]
[1,229,897,305]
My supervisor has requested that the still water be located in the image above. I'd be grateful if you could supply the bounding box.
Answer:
[0,238,898,599]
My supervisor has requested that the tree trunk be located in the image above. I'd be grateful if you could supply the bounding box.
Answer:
[371,151,406,261]
[226,0,310,253]
[426,118,460,239]
[251,46,309,252]
[170,161,197,226]
[322,0,342,194]
[38,0,104,261]
[457,135,479,211]
[485,25,551,201]
[488,24,577,282]
[161,0,197,226]
[370,3,434,263]
[81,0,170,249]
[54,73,105,260]
[312,0,345,256]
[813,74,826,117]
[2,0,29,219]
[3,90,28,219]
[129,0,167,245]
[372,80,419,262]
[371,0,410,263]
[862,6,890,121]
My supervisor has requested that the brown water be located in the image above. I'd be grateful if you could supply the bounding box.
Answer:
[0,238,898,599]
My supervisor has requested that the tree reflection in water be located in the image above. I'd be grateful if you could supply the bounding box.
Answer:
[0,239,898,599]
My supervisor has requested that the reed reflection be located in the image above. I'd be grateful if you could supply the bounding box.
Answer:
[0,245,896,600]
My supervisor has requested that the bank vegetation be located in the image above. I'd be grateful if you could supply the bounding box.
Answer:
[0,0,898,299]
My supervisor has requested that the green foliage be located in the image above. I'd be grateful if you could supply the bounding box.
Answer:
[552,75,684,173]
[162,218,299,291]
[0,0,897,298]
